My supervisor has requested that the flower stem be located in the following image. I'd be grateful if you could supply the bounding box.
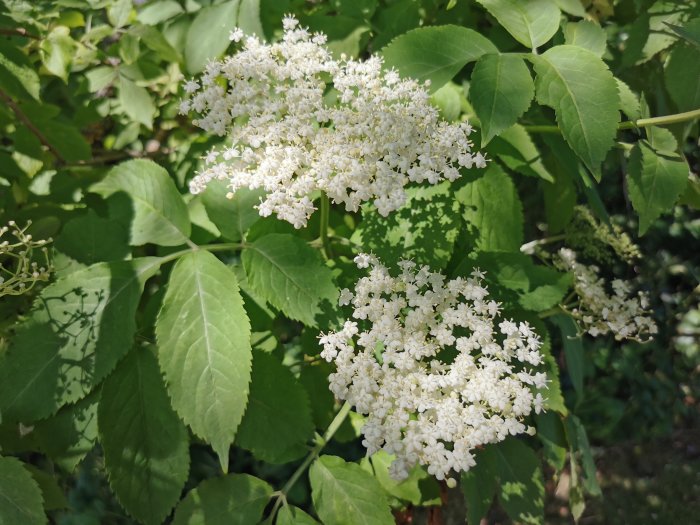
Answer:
[520,233,567,254]
[320,192,333,259]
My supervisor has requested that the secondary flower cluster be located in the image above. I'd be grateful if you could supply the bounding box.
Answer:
[555,248,657,341]
[320,254,547,482]
[181,16,484,228]
[0,220,51,298]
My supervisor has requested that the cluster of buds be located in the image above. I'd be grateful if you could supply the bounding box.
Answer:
[0,220,52,298]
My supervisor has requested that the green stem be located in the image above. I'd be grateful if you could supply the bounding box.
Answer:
[269,401,352,519]
[524,107,700,134]
[319,193,332,259]
[157,242,244,265]
[520,233,567,254]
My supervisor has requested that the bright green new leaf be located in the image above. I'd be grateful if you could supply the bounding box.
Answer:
[40,26,76,81]
[488,124,554,182]
[471,54,534,146]
[554,0,586,17]
[627,141,689,235]
[172,474,272,525]
[0,258,160,422]
[366,451,440,506]
[236,352,314,464]
[201,181,263,241]
[0,456,46,525]
[118,75,155,129]
[137,0,184,25]
[242,233,338,326]
[277,505,320,525]
[534,45,620,176]
[91,159,191,246]
[381,25,497,93]
[310,455,394,525]
[99,348,190,525]
[156,250,252,472]
[456,164,524,252]
[665,42,700,112]
[564,20,607,57]
[477,0,560,49]
[185,0,241,74]
[108,0,132,27]
[495,439,545,524]
[461,447,498,525]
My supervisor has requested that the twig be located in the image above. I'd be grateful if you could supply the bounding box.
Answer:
[0,27,40,39]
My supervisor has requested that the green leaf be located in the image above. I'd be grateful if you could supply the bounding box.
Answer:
[201,181,263,241]
[616,78,641,121]
[309,455,394,525]
[0,258,160,422]
[494,439,545,524]
[365,451,440,506]
[54,210,130,266]
[536,412,567,470]
[665,42,700,112]
[456,164,523,252]
[108,0,132,27]
[541,166,577,234]
[430,82,463,122]
[237,0,265,38]
[554,0,586,17]
[23,464,68,510]
[242,233,337,326]
[40,26,77,81]
[552,314,584,398]
[665,17,700,48]
[0,456,46,525]
[381,25,498,93]
[471,54,534,146]
[488,124,554,182]
[565,415,601,496]
[185,0,240,74]
[627,140,689,235]
[118,75,155,129]
[98,348,189,525]
[563,20,607,57]
[0,42,40,100]
[137,0,184,25]
[477,0,560,49]
[172,474,272,525]
[156,250,252,472]
[534,45,620,176]
[236,352,314,463]
[91,159,191,246]
[461,447,498,525]
[277,505,320,525]
[352,182,462,270]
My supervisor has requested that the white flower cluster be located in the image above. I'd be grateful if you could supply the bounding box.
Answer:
[555,248,657,341]
[0,220,51,297]
[181,16,484,228]
[320,254,547,482]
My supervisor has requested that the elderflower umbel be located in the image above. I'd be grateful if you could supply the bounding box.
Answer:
[0,220,52,298]
[320,255,547,482]
[181,16,484,228]
[554,248,657,341]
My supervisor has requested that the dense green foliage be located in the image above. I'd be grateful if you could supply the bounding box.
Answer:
[0,0,698,524]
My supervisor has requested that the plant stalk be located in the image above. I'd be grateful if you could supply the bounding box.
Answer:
[320,193,332,259]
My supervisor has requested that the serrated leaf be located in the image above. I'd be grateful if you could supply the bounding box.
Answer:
[201,180,263,241]
[0,258,160,422]
[156,250,252,472]
[40,26,77,81]
[0,456,46,525]
[381,25,498,93]
[24,464,68,510]
[236,352,314,464]
[489,124,554,182]
[118,75,155,129]
[477,0,560,49]
[534,45,620,176]
[564,20,606,57]
[665,42,700,112]
[627,141,689,235]
[456,164,523,252]
[536,412,567,470]
[352,182,462,270]
[277,505,319,525]
[54,210,130,266]
[172,474,272,525]
[310,455,394,525]
[91,159,191,246]
[665,17,700,48]
[564,415,601,496]
[552,314,585,398]
[0,42,40,100]
[461,447,498,525]
[185,0,240,74]
[495,439,545,524]
[471,54,534,146]
[99,348,189,525]
[242,234,338,326]
[616,78,641,121]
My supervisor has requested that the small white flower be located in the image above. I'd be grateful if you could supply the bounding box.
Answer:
[229,27,244,42]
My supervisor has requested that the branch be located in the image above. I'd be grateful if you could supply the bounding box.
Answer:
[0,27,40,39]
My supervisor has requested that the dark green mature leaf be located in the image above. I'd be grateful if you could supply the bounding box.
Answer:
[495,439,545,524]
[118,75,155,129]
[99,348,189,525]
[0,456,46,525]
[0,42,40,100]
[201,181,263,241]
[24,464,68,510]
[471,54,534,146]
[310,455,394,525]
[381,25,497,93]
[489,124,554,182]
[564,20,606,57]
[665,17,700,48]
[536,412,567,470]
[185,0,240,74]
[534,45,620,177]
[552,314,584,398]
[242,233,338,326]
[665,42,700,112]
[156,250,251,472]
[461,447,498,525]
[456,164,523,252]
[277,505,320,525]
[541,166,577,234]
[172,474,272,525]
[236,352,314,463]
[54,210,130,266]
[477,0,560,49]
[616,79,641,121]
[565,415,601,496]
[91,159,191,246]
[352,182,462,269]
[627,141,689,235]
[0,258,160,422]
